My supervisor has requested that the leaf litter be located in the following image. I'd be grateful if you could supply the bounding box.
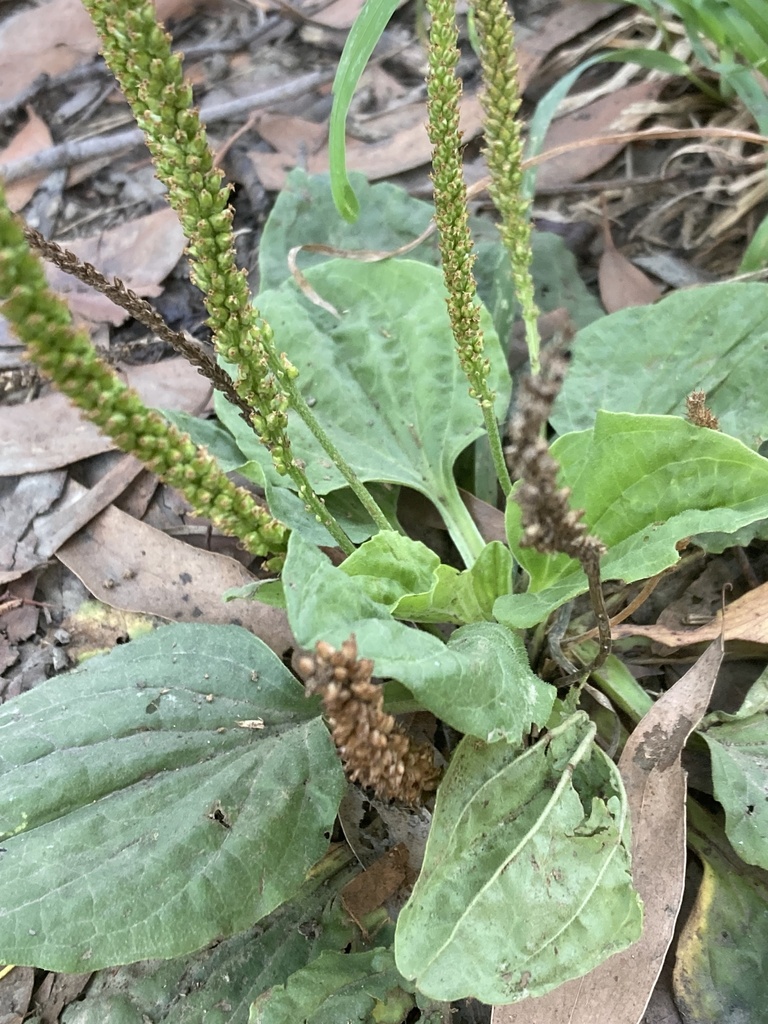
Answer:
[491,639,723,1024]
[2,0,768,1018]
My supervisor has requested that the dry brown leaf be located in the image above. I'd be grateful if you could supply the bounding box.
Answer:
[0,107,53,211]
[0,471,68,586]
[0,965,34,1024]
[516,2,622,94]
[492,640,723,1024]
[0,571,42,643]
[0,0,207,101]
[0,458,145,584]
[599,216,662,313]
[340,843,409,931]
[0,358,212,476]
[38,456,146,556]
[301,0,366,30]
[249,94,485,191]
[253,112,328,162]
[33,971,91,1024]
[536,80,664,190]
[56,500,293,656]
[44,207,187,326]
[614,581,768,650]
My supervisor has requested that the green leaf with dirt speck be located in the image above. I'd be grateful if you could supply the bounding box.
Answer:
[0,623,345,972]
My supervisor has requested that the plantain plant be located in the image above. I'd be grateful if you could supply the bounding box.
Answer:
[3,0,768,1019]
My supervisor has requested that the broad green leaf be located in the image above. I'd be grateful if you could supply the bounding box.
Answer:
[170,404,401,545]
[739,211,768,273]
[701,719,768,870]
[258,170,437,292]
[283,533,554,744]
[217,259,511,564]
[394,540,514,624]
[340,531,440,609]
[496,411,768,628]
[265,477,400,546]
[551,282,768,448]
[700,668,768,870]
[249,948,413,1024]
[339,531,513,624]
[260,169,602,347]
[0,623,345,972]
[473,230,604,351]
[61,847,363,1024]
[675,804,768,1021]
[163,409,252,472]
[394,713,641,1003]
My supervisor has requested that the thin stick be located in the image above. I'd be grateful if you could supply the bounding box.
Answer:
[0,70,334,185]
[24,226,252,421]
[566,571,665,645]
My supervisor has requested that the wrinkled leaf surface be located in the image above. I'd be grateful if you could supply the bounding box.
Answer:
[497,411,768,627]
[283,533,553,744]
[0,624,345,971]
[394,713,641,1003]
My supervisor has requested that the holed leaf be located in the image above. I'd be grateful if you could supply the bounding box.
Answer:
[496,411,768,627]
[0,623,345,972]
[394,713,642,1004]
[283,532,553,745]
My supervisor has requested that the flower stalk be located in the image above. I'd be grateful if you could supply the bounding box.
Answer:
[0,194,287,558]
[472,0,541,374]
[425,0,512,505]
[80,0,390,549]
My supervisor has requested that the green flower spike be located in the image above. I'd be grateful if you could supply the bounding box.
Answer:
[472,0,541,373]
[81,0,390,550]
[0,195,286,558]
[426,0,512,500]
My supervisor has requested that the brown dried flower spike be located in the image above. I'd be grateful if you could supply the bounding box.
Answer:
[505,344,611,669]
[298,636,440,804]
[686,390,720,430]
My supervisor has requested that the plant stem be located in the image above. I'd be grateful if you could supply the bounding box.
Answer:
[580,644,653,724]
[279,374,393,533]
[284,464,356,553]
[439,485,487,567]
[481,403,512,498]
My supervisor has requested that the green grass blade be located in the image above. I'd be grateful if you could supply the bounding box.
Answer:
[739,214,768,273]
[728,0,768,43]
[328,0,400,222]
[716,60,768,131]
[524,49,718,200]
